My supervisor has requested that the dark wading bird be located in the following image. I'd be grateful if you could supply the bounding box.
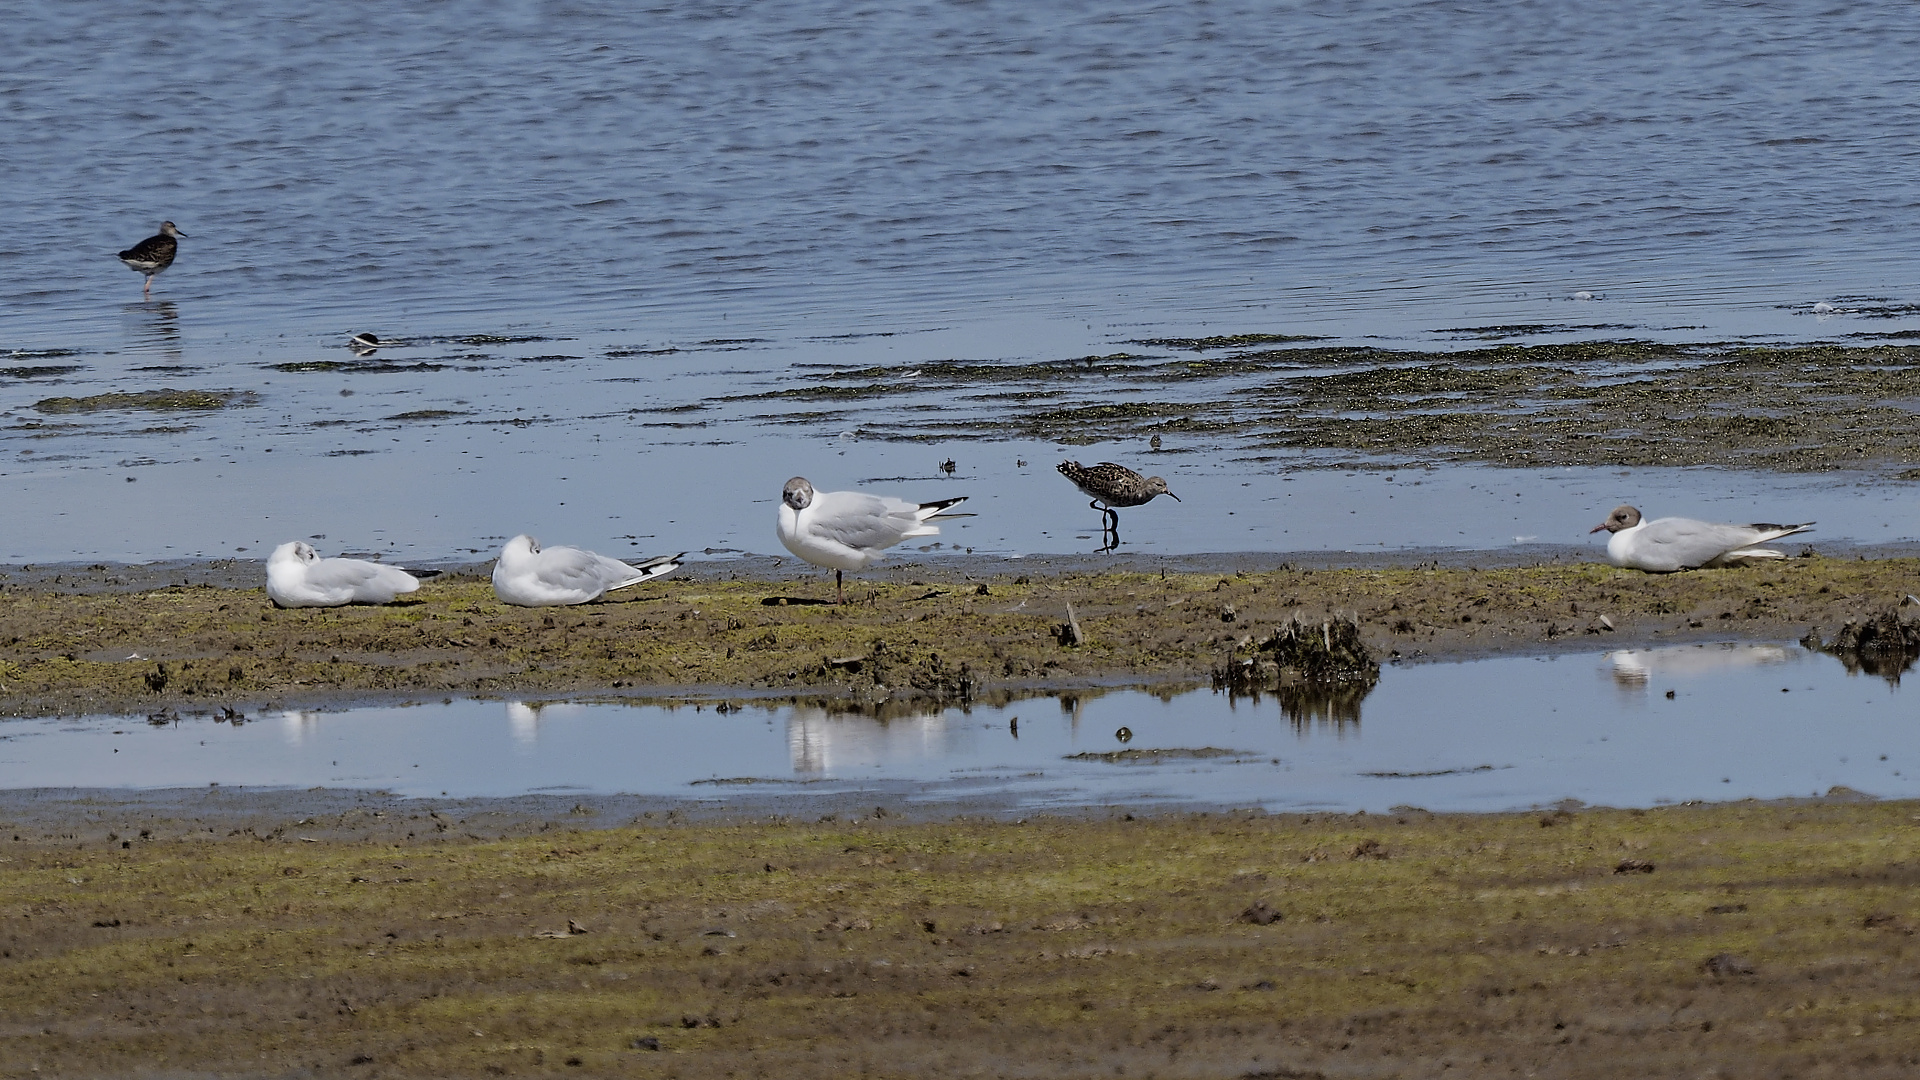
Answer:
[115,221,186,298]
[1057,460,1179,550]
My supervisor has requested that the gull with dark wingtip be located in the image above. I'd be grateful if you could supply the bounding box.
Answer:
[115,221,187,298]
[492,535,684,606]
[1057,460,1178,544]
[1590,504,1813,572]
[266,541,426,608]
[777,477,967,603]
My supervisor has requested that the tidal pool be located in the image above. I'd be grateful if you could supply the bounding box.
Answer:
[0,643,1909,813]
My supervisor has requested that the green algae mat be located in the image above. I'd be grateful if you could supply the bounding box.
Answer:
[744,340,1920,476]
[3,559,1917,717]
[4,802,1920,1077]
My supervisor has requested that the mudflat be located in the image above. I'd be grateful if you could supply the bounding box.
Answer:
[758,340,1920,475]
[4,795,1920,1077]
[4,557,1919,1077]
[1,556,1915,717]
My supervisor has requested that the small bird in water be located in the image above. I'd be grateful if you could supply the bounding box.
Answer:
[1590,505,1813,572]
[348,332,383,355]
[777,477,967,603]
[265,541,425,608]
[1057,460,1179,539]
[492,535,683,606]
[115,221,186,298]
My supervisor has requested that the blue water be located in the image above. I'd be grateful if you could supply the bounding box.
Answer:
[0,644,1910,812]
[3,0,1919,563]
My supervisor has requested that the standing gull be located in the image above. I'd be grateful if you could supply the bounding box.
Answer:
[777,477,967,603]
[1590,505,1813,572]
[265,541,424,608]
[1057,460,1178,544]
[115,221,186,298]
[492,535,683,606]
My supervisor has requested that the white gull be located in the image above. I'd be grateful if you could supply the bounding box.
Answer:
[492,535,683,606]
[777,476,967,603]
[1590,505,1813,572]
[266,541,423,608]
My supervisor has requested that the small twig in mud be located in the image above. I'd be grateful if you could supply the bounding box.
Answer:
[1056,602,1085,647]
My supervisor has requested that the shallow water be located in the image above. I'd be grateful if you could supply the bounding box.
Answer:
[9,421,1919,564]
[10,0,1918,343]
[1,644,1909,812]
[4,0,1919,563]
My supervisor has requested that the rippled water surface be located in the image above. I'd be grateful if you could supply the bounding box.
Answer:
[1,644,1911,811]
[4,0,1919,562]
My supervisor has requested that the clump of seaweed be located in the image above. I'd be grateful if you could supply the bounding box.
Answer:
[382,409,470,421]
[270,360,449,373]
[1264,613,1380,683]
[452,333,553,345]
[32,388,252,413]
[5,347,82,359]
[1126,333,1327,350]
[2,365,83,379]
[1213,613,1380,726]
[1803,604,1920,684]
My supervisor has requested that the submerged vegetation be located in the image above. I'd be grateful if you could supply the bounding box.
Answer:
[4,799,1920,1077]
[745,339,1920,472]
[1124,331,1330,349]
[1,365,83,380]
[30,388,253,413]
[267,360,451,374]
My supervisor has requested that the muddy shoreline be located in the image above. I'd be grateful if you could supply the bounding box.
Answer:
[5,791,1920,1078]
[2,551,1916,718]
[4,556,1920,1078]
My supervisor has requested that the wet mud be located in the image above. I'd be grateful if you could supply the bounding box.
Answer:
[1,557,1916,718]
[4,794,1920,1077]
[750,340,1920,473]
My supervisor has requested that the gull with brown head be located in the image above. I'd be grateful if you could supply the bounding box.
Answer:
[1590,505,1813,572]
[777,477,967,603]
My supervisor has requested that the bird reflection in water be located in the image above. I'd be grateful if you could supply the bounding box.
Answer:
[1606,643,1796,691]
[504,701,589,748]
[277,709,321,748]
[786,704,953,774]
[123,300,184,363]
